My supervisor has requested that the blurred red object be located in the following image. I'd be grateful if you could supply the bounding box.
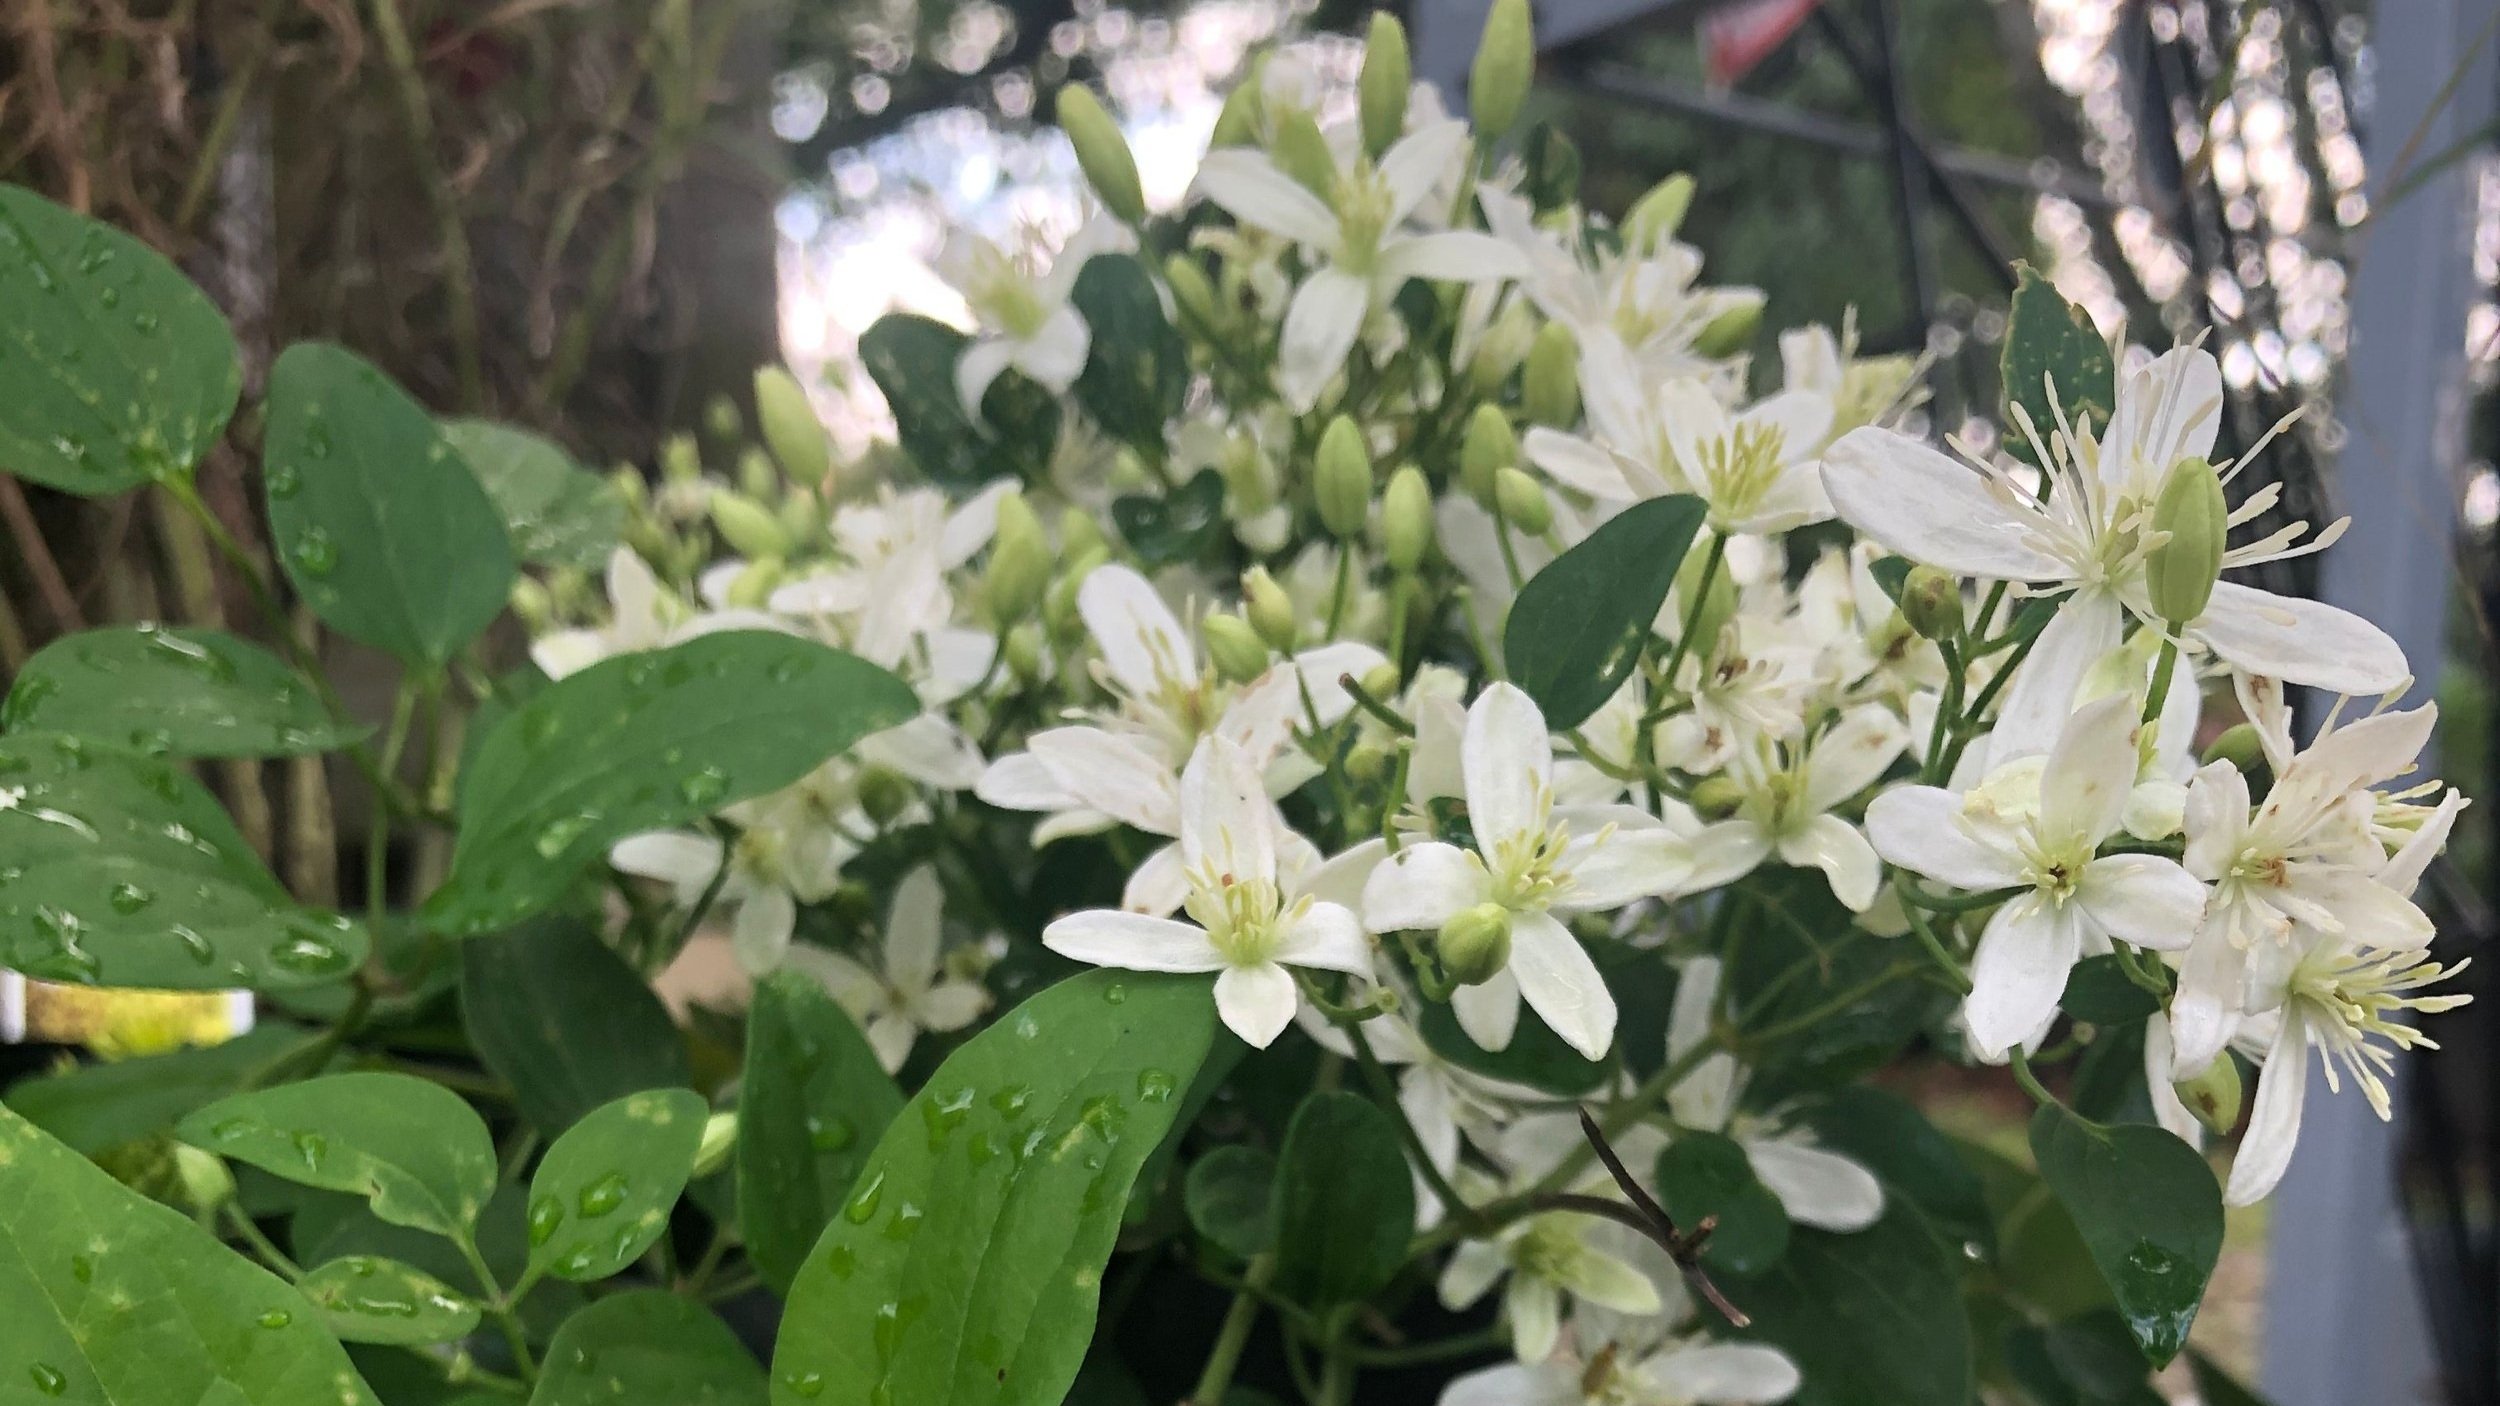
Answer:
[1702,0,1824,87]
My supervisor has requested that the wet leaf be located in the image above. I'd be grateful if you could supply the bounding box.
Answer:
[526,1089,707,1285]
[3,1025,302,1156]
[3,624,363,758]
[535,1291,768,1406]
[1729,1205,1974,1406]
[2029,1103,2222,1366]
[2002,264,2116,455]
[739,971,905,1297]
[1655,1130,1791,1274]
[459,918,692,1137]
[441,419,625,570]
[180,1072,498,1239]
[1070,255,1186,453]
[1183,1145,1277,1261]
[298,1255,480,1347]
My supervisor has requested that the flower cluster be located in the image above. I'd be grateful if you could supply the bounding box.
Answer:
[521,7,2466,1398]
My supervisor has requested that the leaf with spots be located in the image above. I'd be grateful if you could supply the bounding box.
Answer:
[3,624,365,759]
[2002,264,2117,457]
[441,419,626,571]
[263,342,516,666]
[770,970,1217,1406]
[0,183,242,494]
[297,1255,481,1347]
[526,1089,708,1285]
[532,1291,769,1406]
[739,971,907,1297]
[0,1100,379,1405]
[0,730,368,991]
[179,1072,499,1240]
[423,631,917,936]
[2029,1103,2223,1367]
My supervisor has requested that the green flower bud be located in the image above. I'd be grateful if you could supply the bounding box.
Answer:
[858,767,914,826]
[778,485,825,549]
[607,465,649,513]
[1346,741,1391,785]
[710,489,790,560]
[754,365,832,487]
[2175,1053,2244,1135]
[1210,79,1262,149]
[1057,85,1147,225]
[1272,108,1338,201]
[2145,456,2227,625]
[1623,172,1696,250]
[2201,721,2267,773]
[1058,506,1106,563]
[1220,435,1280,514]
[703,393,743,443]
[737,447,779,500]
[986,491,1051,625]
[1899,565,1963,642]
[724,558,783,609]
[1494,467,1551,536]
[1689,775,1745,818]
[1674,545,1738,645]
[1460,404,1519,504]
[1359,661,1404,702]
[1316,416,1374,539]
[1164,253,1219,332]
[1202,612,1271,684]
[660,433,703,484]
[692,1111,739,1179]
[1382,464,1434,572]
[1469,0,1534,142]
[510,577,554,633]
[1004,621,1046,682]
[1437,902,1514,986]
[1524,322,1580,426]
[1244,566,1298,651]
[1693,299,1762,358]
[1359,13,1412,159]
[174,1144,235,1213]
[546,564,594,616]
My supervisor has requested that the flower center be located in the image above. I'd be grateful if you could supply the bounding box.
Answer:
[1687,420,1789,522]
[1485,818,1575,912]
[962,245,1051,339]
[1183,870,1296,966]
[1333,166,1395,276]
[2287,946,2471,1117]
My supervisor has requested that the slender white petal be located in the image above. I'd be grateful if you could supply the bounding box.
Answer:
[1991,590,2126,768]
[1377,230,1530,284]
[1214,963,1301,1048]
[609,830,725,889]
[1122,841,1191,916]
[1523,428,1637,500]
[1507,1276,1563,1364]
[1775,813,1883,912]
[2073,854,2204,951]
[2225,1011,2310,1205]
[1276,901,1374,976]
[1437,1239,1509,1310]
[976,752,1080,811]
[913,980,988,1033]
[1965,894,2085,1058]
[2166,924,2251,1077]
[1746,1139,1885,1231]
[733,887,798,974]
[1277,267,1371,412]
[885,865,946,986]
[1179,736,1279,882]
[2040,692,2144,849]
[1821,428,2073,580]
[1464,683,1554,852]
[1645,1343,1803,1405]
[1802,706,1908,812]
[1011,305,1092,392]
[1076,565,1194,699]
[1553,808,1693,908]
[1379,120,1469,222]
[1555,1248,1662,1313]
[2192,582,2410,699]
[1866,787,2025,891]
[1363,842,1490,932]
[953,338,1018,419]
[2144,1014,2205,1145]
[1029,727,1181,836]
[2101,346,2223,488]
[1193,150,1343,248]
[1508,910,1617,1060]
[1044,910,1225,972]
[1452,966,1522,1051]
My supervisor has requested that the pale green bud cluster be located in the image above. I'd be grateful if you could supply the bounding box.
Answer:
[2145,456,2227,625]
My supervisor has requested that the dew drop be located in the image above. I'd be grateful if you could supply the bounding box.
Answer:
[806,1115,853,1153]
[676,766,729,807]
[577,1171,629,1218]
[27,1363,66,1397]
[256,1308,292,1328]
[289,527,338,578]
[527,1195,563,1247]
[783,1371,827,1399]
[843,1170,886,1225]
[68,1254,93,1284]
[1103,982,1127,1005]
[106,882,152,915]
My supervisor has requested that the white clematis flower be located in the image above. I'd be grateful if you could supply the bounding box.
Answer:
[1683,705,1909,912]
[532,547,779,680]
[1363,683,1697,1060]
[1438,1187,1665,1364]
[1439,1340,1802,1406]
[1042,735,1373,1048]
[783,866,990,1073]
[938,213,1133,415]
[1866,693,2208,1058]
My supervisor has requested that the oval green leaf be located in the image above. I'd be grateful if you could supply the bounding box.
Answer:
[180,1072,499,1238]
[1070,254,1186,453]
[527,1089,707,1284]
[0,1102,379,1405]
[1502,494,1708,730]
[1183,1145,1277,1262]
[1730,1206,1975,1406]
[442,419,625,570]
[2028,1103,2222,1367]
[3,624,363,758]
[298,1254,481,1346]
[426,632,915,934]
[459,918,693,1136]
[771,970,1218,1406]
[859,313,987,491]
[1655,1130,1791,1274]
[3,1024,300,1156]
[534,1291,768,1406]
[0,730,368,990]
[2002,264,2116,453]
[1270,1090,1414,1308]
[263,341,516,665]
[739,970,906,1297]
[0,184,242,493]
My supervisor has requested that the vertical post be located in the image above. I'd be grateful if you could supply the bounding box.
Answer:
[2268,2,2498,1403]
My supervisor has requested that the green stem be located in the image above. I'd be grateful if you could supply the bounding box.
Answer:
[366,682,419,923]
[455,1232,539,1383]
[1188,1254,1274,1406]
[2008,1048,2059,1109]
[222,1204,300,1280]
[2142,635,2181,726]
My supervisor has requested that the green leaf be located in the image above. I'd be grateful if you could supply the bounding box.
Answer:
[0,730,367,990]
[0,1101,379,1404]
[1964,1138,2113,1318]
[1725,879,1949,1100]
[1655,1131,1790,1274]
[534,1291,768,1406]
[859,313,989,492]
[263,342,515,665]
[978,370,1063,483]
[771,970,1218,1406]
[1070,255,1187,452]
[2001,265,2116,452]
[1414,991,1610,1096]
[298,1255,481,1347]
[426,632,914,933]
[2028,1104,2221,1367]
[1269,1091,1414,1308]
[527,1089,707,1284]
[304,1185,586,1345]
[1730,1206,1974,1406]
[2,624,364,758]
[4,1025,300,1155]
[1801,1086,1995,1256]
[2186,1349,2274,1406]
[1503,494,1708,730]
[441,419,626,570]
[459,918,692,1136]
[2060,954,2162,1027]
[0,183,242,493]
[1183,1146,1277,1261]
[180,1072,499,1238]
[1110,469,1229,569]
[739,971,906,1297]
[2007,1310,2168,1406]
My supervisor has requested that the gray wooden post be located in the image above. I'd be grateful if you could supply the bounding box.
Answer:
[2270,1,2497,1401]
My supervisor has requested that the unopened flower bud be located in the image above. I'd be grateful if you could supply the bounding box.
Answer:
[2201,722,2267,773]
[1210,80,1262,149]
[1220,435,1280,514]
[1694,300,1762,358]
[2146,456,2227,625]
[1346,742,1390,785]
[1316,416,1373,539]
[510,577,554,632]
[1524,322,1580,427]
[692,1111,739,1178]
[1900,565,1963,642]
[1272,108,1337,201]
[710,489,790,560]
[1244,566,1297,651]
[1469,0,1534,142]
[661,433,703,484]
[1202,613,1271,684]
[1360,662,1404,700]
[725,558,783,609]
[704,394,743,443]
[986,491,1051,624]
[1689,775,1745,818]
[858,767,914,826]
[1623,173,1695,250]
[1673,546,1738,645]
[1058,85,1147,225]
[1437,902,1515,986]
[754,365,831,487]
[737,447,779,500]
[1494,467,1550,535]
[1359,13,1412,159]
[1164,254,1219,331]
[1382,464,1434,572]
[2174,1052,2243,1135]
[1058,506,1106,563]
[174,1144,235,1212]
[1461,405,1519,504]
[608,466,649,513]
[1004,621,1047,682]
[778,485,825,549]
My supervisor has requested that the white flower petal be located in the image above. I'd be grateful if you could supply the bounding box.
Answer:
[733,887,798,974]
[1362,842,1489,932]
[2039,691,2141,849]
[1746,1139,1885,1231]
[884,865,946,986]
[1643,1343,1803,1405]
[976,751,1079,812]
[1179,735,1279,883]
[1378,230,1529,284]
[1451,966,1522,1052]
[1865,787,2024,891]
[953,338,1018,420]
[2144,1013,2205,1145]
[1193,149,1343,247]
[608,830,726,889]
[1989,589,2126,769]
[1801,705,1908,813]
[1464,682,1554,851]
[1213,962,1300,1048]
[1378,120,1468,222]
[1523,428,1637,500]
[1821,427,2072,580]
[1774,813,1882,912]
[1437,1238,1510,1310]
[1276,901,1374,976]
[2191,582,2410,699]
[1964,893,2085,1058]
[2073,853,2205,952]
[1277,266,1371,413]
[1010,305,1092,393]
[1028,726,1181,836]
[2102,347,2223,489]
[1076,564,1194,700]
[2166,921,2251,1078]
[2225,1011,2310,1205]
[1508,910,1617,1060]
[1507,1276,1563,1364]
[1043,910,1225,972]
[1121,841,1191,916]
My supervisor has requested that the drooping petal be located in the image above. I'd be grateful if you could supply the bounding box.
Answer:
[1774,813,1883,912]
[2191,582,2410,699]
[2039,691,2142,849]
[1277,266,1371,412]
[1965,893,2085,1058]
[2144,1013,2205,1145]
[1436,1238,1510,1310]
[1643,1342,1803,1405]
[863,1014,918,1074]
[2166,920,2251,1077]
[1028,726,1181,836]
[1821,427,2072,581]
[1276,900,1374,976]
[1192,149,1343,248]
[1508,910,1618,1060]
[2224,1010,2311,1205]
[1451,966,1522,1052]
[1303,838,1387,910]
[2284,867,2435,952]
[883,864,947,986]
[2073,853,2206,952]
[1121,841,1191,916]
[1043,909,1226,972]
[1679,819,1775,894]
[732,887,798,974]
[530,628,609,681]
[938,478,1017,568]
[1076,564,1195,700]
[1747,1138,1885,1231]
[1506,1275,1564,1365]
[1866,787,2025,891]
[1463,682,1555,852]
[1802,705,1908,813]
[1362,841,1491,932]
[1213,962,1300,1048]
